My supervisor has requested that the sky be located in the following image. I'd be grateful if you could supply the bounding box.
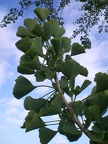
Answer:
[0,1,108,144]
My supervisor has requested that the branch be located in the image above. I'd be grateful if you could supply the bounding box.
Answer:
[54,72,93,141]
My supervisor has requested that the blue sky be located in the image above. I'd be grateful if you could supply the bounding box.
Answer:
[0,1,108,144]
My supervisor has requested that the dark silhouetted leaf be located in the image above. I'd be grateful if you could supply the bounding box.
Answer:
[24,96,47,113]
[13,76,36,99]
[39,127,57,144]
[39,94,62,116]
[24,110,45,132]
[59,59,88,79]
[95,72,108,92]
[71,43,85,56]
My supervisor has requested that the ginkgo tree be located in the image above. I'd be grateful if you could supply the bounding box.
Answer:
[13,7,108,144]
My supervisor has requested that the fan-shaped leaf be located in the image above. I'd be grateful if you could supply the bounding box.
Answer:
[24,110,45,132]
[34,7,50,22]
[59,59,88,79]
[18,55,40,74]
[16,26,35,38]
[39,127,57,144]
[39,94,62,116]
[13,76,36,99]
[71,43,85,56]
[32,24,45,37]
[24,18,38,32]
[95,72,108,92]
[26,37,44,57]
[24,96,47,113]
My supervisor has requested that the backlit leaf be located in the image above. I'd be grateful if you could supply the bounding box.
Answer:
[26,37,44,57]
[32,24,45,38]
[16,37,32,53]
[18,55,40,74]
[24,18,38,32]
[34,7,50,22]
[16,26,35,38]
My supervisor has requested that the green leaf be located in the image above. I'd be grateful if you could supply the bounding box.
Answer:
[69,76,75,89]
[39,127,57,144]
[24,110,45,132]
[26,37,44,57]
[51,20,65,38]
[55,26,65,37]
[98,93,108,114]
[16,26,36,38]
[51,37,71,56]
[59,59,88,79]
[24,18,38,32]
[101,132,108,143]
[89,131,104,142]
[39,94,62,116]
[71,43,85,56]
[95,72,108,92]
[84,117,91,130]
[32,24,45,38]
[18,55,40,74]
[84,105,100,121]
[100,116,108,130]
[44,21,54,40]
[62,120,82,142]
[15,37,32,53]
[51,38,62,55]
[34,7,50,22]
[41,65,54,80]
[24,96,47,113]
[13,76,36,99]
[92,123,102,133]
[59,76,68,88]
[81,80,91,91]
[73,101,84,116]
[35,70,46,82]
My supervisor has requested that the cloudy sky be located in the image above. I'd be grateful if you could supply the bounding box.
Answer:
[0,1,108,144]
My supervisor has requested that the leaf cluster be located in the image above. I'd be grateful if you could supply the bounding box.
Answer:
[13,7,108,144]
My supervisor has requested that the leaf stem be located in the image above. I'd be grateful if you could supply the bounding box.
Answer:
[36,85,54,89]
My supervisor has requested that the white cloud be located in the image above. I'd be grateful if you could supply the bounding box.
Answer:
[53,135,68,144]
[0,8,23,88]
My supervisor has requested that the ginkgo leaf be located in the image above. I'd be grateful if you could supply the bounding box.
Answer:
[59,59,88,79]
[71,43,85,56]
[26,37,44,57]
[13,76,36,99]
[34,7,50,22]
[24,18,38,32]
[94,72,108,92]
[24,110,45,132]
[16,26,36,38]
[39,94,62,116]
[39,127,57,144]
